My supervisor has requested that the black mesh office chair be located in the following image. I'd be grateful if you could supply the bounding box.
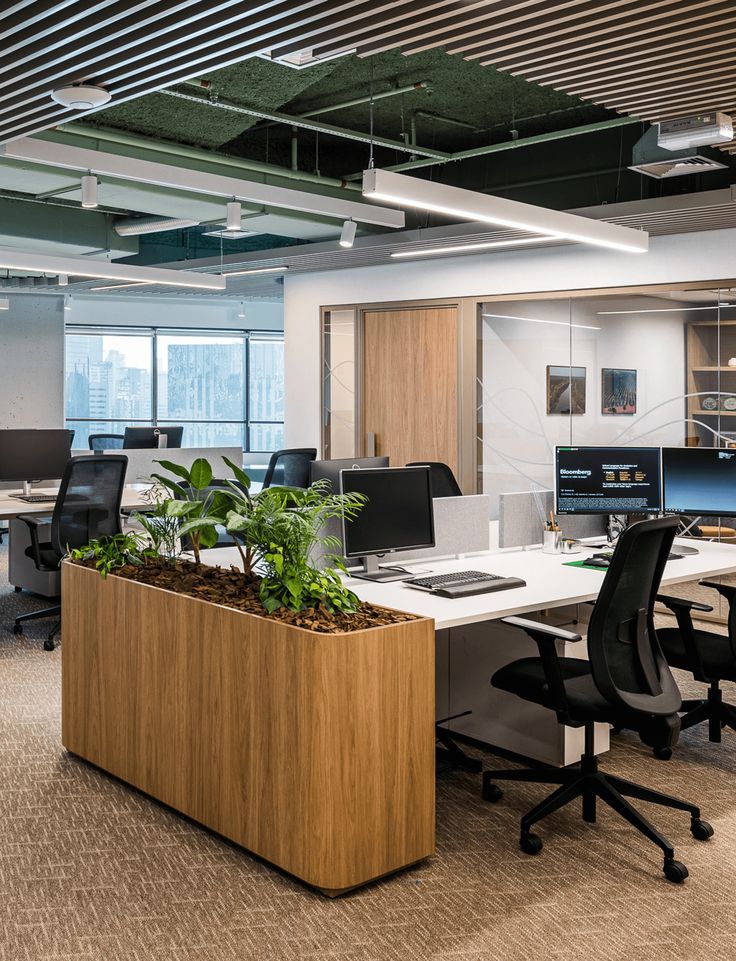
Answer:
[88,433,125,451]
[655,582,736,750]
[13,455,127,650]
[261,448,316,489]
[482,517,713,883]
[406,461,462,497]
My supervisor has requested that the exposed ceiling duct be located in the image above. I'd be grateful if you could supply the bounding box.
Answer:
[629,127,727,179]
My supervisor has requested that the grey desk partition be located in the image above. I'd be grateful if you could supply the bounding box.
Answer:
[105,446,244,484]
[314,494,491,569]
[499,489,607,549]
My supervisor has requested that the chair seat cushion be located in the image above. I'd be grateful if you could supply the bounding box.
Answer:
[493,657,680,749]
[24,542,59,571]
[657,626,736,681]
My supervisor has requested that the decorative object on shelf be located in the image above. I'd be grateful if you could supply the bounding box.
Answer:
[702,395,719,410]
[547,365,586,415]
[722,396,736,411]
[729,357,736,367]
[601,367,637,415]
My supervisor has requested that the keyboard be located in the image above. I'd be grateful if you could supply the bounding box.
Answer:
[10,494,57,503]
[407,570,527,598]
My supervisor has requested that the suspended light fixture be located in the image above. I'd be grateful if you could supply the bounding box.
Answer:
[80,174,98,208]
[363,169,649,254]
[63,295,72,311]
[58,274,68,286]
[222,265,289,277]
[226,200,242,233]
[339,219,357,248]
[391,237,550,259]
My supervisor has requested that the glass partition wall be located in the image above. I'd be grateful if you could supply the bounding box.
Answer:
[477,288,736,521]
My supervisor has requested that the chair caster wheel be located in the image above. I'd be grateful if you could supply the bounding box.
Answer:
[520,832,543,855]
[13,624,22,635]
[14,586,22,593]
[654,746,672,760]
[482,779,503,803]
[663,859,688,883]
[690,818,714,841]
[43,639,55,652]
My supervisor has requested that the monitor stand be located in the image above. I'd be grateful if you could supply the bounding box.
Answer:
[350,555,416,583]
[22,480,33,496]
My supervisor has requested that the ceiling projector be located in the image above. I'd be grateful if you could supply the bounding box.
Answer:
[657,113,733,151]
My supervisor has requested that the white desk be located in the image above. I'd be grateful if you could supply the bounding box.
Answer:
[201,538,736,766]
[0,484,149,522]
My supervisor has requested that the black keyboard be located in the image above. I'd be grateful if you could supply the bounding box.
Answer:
[10,494,57,503]
[407,570,527,598]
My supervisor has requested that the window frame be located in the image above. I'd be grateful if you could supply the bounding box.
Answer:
[64,325,284,452]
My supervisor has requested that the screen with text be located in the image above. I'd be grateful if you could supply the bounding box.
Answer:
[556,447,662,515]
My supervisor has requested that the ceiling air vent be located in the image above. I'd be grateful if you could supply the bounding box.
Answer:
[259,47,355,69]
[629,127,729,179]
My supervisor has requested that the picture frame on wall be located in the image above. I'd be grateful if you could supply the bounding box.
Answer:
[547,365,586,415]
[601,367,637,415]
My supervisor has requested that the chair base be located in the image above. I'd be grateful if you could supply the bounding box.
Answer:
[679,681,736,744]
[14,605,61,650]
[435,725,482,773]
[482,726,712,882]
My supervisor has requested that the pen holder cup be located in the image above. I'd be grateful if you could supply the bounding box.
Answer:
[542,529,562,554]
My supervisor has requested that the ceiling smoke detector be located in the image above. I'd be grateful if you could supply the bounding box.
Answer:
[51,84,111,110]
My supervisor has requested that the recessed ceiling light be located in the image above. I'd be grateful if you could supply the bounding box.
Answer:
[51,84,111,110]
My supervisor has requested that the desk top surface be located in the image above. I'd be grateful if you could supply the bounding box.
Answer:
[202,537,736,631]
[0,484,149,521]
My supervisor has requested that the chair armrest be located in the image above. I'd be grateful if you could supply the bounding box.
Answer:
[16,512,51,528]
[500,617,582,720]
[656,593,713,614]
[500,616,583,643]
[700,580,736,603]
[16,513,52,569]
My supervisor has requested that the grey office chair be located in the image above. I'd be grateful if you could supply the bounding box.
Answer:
[13,455,127,650]
[406,461,462,497]
[88,433,125,451]
[262,448,317,489]
[482,517,713,883]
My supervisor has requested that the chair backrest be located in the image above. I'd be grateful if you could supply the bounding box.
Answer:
[51,455,127,557]
[88,433,125,452]
[587,515,681,717]
[262,448,317,489]
[406,461,462,497]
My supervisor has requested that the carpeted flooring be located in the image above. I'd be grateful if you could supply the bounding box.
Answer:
[2,546,736,961]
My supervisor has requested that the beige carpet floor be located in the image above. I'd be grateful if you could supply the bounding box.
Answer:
[1,553,736,961]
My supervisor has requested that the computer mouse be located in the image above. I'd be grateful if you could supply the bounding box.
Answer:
[585,557,610,568]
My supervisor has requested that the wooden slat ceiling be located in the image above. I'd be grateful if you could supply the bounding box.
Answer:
[7,1,736,147]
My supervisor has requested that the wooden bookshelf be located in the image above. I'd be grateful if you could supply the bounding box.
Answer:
[686,318,736,445]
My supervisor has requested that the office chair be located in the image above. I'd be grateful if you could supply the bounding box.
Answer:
[261,448,316,489]
[406,461,462,497]
[655,581,736,752]
[88,433,125,451]
[13,455,127,651]
[482,517,713,883]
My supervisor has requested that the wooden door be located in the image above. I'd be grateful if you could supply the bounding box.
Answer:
[362,307,459,474]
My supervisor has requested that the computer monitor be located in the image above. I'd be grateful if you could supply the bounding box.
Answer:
[0,429,73,492]
[123,426,184,450]
[310,456,390,491]
[340,466,435,581]
[555,446,662,515]
[662,447,736,517]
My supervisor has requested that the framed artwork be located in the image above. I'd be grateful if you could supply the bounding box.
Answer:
[601,367,637,415]
[546,365,586,415]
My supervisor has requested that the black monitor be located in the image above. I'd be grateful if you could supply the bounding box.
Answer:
[663,447,736,517]
[340,466,435,581]
[123,426,183,449]
[0,429,73,491]
[555,446,662,515]
[310,456,389,491]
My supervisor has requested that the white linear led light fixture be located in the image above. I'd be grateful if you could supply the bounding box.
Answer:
[482,312,601,331]
[91,281,156,291]
[222,265,289,277]
[339,219,357,248]
[597,304,736,315]
[364,169,649,254]
[81,174,98,208]
[0,249,226,291]
[391,237,550,259]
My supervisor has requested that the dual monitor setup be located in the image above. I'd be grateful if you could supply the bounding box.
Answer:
[555,445,736,518]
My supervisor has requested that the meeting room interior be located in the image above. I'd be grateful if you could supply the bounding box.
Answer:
[5,4,736,960]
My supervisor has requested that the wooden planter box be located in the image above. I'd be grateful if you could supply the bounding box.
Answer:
[61,562,436,896]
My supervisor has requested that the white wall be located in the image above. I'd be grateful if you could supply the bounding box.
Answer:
[0,296,64,428]
[67,294,283,331]
[284,227,736,448]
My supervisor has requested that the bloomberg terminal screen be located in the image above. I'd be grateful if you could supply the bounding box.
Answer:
[555,447,662,515]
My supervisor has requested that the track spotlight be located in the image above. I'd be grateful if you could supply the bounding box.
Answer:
[339,218,357,248]
[58,274,68,286]
[81,174,98,208]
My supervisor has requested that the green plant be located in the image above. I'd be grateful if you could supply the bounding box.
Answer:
[151,456,251,566]
[225,481,365,615]
[68,532,157,578]
[132,483,182,561]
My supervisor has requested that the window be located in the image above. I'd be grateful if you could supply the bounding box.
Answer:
[65,327,284,451]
